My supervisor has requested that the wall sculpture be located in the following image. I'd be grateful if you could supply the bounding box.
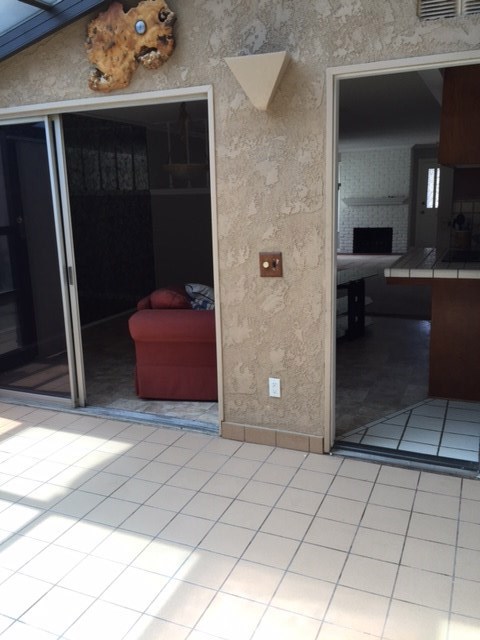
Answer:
[85,0,176,92]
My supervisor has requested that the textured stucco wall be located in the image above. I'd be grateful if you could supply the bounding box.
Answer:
[1,1,479,437]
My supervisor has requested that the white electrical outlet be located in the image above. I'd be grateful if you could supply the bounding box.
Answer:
[269,377,281,398]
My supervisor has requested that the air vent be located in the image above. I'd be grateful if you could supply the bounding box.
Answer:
[418,0,480,18]
[418,0,457,19]
[464,0,480,14]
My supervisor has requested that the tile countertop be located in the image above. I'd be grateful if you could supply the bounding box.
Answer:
[337,264,380,285]
[384,247,480,280]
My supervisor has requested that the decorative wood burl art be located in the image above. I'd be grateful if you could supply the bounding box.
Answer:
[85,0,176,92]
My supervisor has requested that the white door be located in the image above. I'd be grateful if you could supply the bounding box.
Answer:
[414,158,441,248]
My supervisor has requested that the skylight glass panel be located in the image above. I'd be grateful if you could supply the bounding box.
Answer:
[0,0,62,37]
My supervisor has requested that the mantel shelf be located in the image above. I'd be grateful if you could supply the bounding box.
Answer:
[343,196,408,206]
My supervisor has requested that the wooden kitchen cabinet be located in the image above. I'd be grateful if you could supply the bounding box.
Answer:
[438,64,480,166]
[386,248,480,402]
[429,279,480,401]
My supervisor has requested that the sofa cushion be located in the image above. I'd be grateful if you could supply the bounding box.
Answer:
[129,309,216,342]
[150,287,191,310]
[185,283,215,310]
[136,295,152,311]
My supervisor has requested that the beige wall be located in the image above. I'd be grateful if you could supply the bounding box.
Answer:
[1,1,479,446]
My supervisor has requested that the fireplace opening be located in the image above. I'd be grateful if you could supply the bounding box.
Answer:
[353,227,393,254]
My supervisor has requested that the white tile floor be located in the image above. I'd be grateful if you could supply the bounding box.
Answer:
[0,401,479,639]
[337,399,480,465]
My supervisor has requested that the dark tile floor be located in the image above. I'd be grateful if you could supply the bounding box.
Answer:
[336,316,431,437]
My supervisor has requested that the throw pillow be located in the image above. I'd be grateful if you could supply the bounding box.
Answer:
[185,283,215,310]
[149,288,191,309]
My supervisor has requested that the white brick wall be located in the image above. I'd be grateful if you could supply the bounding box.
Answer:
[338,147,411,253]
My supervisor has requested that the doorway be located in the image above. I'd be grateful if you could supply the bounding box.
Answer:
[328,54,480,469]
[0,89,220,433]
[412,148,442,248]
[60,102,218,431]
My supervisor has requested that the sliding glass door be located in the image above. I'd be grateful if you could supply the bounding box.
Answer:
[0,119,80,402]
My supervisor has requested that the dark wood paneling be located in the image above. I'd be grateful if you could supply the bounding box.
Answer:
[438,64,480,167]
[453,168,480,199]
[429,279,480,400]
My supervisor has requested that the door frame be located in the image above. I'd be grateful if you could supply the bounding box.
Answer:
[0,86,223,423]
[45,115,84,405]
[325,49,480,453]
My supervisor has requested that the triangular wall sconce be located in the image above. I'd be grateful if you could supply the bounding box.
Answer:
[224,51,290,110]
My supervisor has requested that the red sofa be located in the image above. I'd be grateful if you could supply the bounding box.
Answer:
[128,288,217,401]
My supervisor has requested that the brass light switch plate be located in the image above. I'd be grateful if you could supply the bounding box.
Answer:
[259,252,283,277]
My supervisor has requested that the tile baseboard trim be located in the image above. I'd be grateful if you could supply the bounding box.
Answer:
[221,421,324,453]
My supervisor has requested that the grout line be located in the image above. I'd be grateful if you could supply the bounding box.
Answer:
[437,399,449,457]
[446,476,464,638]
[380,466,421,638]
[396,407,413,451]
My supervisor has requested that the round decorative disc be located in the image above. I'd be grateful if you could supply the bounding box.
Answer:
[135,20,147,35]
